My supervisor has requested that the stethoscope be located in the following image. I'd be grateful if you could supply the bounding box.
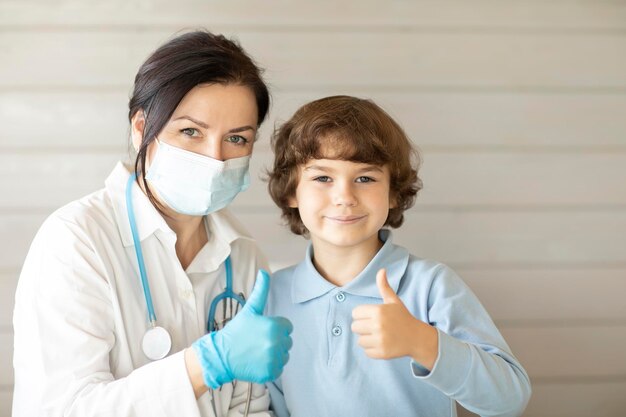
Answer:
[125,173,247,357]
[126,173,253,416]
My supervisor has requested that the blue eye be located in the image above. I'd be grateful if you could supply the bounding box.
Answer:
[313,176,331,183]
[226,135,249,146]
[356,176,374,183]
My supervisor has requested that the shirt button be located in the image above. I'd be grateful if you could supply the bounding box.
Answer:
[335,292,346,302]
[332,325,342,336]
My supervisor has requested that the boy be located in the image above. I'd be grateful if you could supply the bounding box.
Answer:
[265,96,531,416]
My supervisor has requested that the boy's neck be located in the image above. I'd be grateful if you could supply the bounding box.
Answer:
[311,234,384,287]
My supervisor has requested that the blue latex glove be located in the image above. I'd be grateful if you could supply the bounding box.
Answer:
[192,269,293,389]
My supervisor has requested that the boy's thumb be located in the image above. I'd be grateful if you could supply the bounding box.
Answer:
[376,269,399,304]
[244,269,270,315]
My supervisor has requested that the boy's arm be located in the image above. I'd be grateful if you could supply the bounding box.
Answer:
[352,268,531,417]
[422,265,531,416]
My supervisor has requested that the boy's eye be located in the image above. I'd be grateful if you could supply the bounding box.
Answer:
[226,135,249,146]
[181,127,199,137]
[356,176,375,183]
[313,176,331,183]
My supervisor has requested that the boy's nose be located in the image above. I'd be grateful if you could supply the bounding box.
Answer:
[333,183,358,207]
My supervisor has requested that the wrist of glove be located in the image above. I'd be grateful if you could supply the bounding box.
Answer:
[191,332,233,389]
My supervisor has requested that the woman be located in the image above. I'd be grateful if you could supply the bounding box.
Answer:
[13,30,293,417]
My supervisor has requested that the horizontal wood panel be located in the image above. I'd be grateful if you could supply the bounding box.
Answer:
[3,267,625,329]
[458,267,626,323]
[458,380,626,417]
[522,380,626,417]
[0,153,122,211]
[3,91,626,149]
[271,90,626,149]
[502,326,626,379]
[3,210,626,270]
[2,32,626,88]
[2,151,626,210]
[0,91,131,149]
[1,1,625,30]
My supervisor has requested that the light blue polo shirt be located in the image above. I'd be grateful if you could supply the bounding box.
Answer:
[266,230,531,417]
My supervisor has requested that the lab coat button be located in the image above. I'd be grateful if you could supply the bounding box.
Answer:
[332,325,342,336]
[335,292,345,302]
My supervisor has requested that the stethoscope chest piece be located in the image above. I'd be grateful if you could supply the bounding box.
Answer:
[142,326,172,361]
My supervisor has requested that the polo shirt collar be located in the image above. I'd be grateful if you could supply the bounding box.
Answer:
[292,229,410,303]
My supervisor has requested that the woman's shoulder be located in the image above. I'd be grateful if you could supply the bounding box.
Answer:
[21,189,119,289]
[37,188,117,244]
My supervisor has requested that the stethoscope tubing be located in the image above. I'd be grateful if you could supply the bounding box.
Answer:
[126,173,158,325]
[207,256,246,333]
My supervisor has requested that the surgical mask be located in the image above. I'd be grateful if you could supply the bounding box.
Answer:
[145,140,250,216]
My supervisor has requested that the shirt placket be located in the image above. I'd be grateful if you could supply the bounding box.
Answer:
[326,288,351,377]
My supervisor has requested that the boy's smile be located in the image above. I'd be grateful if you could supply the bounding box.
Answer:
[289,158,394,252]
[324,214,367,224]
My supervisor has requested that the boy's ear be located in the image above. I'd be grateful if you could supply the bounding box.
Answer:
[389,192,398,209]
[287,195,299,208]
[130,110,146,151]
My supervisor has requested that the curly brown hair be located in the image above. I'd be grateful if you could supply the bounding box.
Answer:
[267,95,422,236]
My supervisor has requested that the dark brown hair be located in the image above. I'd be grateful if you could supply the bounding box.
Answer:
[128,30,270,211]
[268,95,422,236]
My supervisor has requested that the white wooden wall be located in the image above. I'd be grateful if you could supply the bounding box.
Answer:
[1,1,626,415]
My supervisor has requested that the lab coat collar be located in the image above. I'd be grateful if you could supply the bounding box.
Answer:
[291,229,409,303]
[106,162,174,248]
[185,209,255,274]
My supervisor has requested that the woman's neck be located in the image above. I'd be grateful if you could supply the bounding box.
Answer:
[139,177,208,270]
[311,235,383,287]
[164,213,208,270]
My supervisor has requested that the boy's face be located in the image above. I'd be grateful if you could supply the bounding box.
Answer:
[289,158,394,250]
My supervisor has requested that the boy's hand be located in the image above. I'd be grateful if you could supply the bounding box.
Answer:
[351,269,439,370]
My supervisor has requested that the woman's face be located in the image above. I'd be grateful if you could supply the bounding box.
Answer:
[133,83,259,164]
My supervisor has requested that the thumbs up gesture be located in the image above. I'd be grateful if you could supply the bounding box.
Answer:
[192,270,293,388]
[351,269,438,369]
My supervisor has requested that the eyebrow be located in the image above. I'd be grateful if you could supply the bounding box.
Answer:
[173,115,256,133]
[174,115,209,129]
[304,164,383,173]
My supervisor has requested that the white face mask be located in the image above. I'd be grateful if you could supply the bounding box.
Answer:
[145,140,250,216]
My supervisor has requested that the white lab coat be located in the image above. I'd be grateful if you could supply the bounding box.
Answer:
[13,162,271,417]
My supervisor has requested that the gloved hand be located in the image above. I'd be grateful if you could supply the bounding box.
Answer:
[192,269,293,389]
